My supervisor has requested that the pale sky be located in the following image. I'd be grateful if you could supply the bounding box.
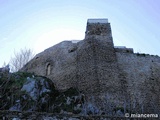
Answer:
[0,0,160,66]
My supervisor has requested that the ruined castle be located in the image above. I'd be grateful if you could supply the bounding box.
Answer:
[21,19,160,113]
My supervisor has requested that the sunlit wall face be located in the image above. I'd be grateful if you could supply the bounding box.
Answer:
[0,0,160,66]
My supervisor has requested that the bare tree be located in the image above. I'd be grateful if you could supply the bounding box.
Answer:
[9,48,35,72]
[2,62,7,67]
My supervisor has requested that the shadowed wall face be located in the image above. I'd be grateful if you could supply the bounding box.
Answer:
[76,19,121,95]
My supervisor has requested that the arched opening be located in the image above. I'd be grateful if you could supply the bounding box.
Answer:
[46,63,51,76]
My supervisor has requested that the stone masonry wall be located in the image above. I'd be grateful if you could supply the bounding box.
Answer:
[116,52,160,113]
[22,41,78,90]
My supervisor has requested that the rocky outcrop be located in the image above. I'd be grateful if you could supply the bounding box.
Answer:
[0,69,128,119]
[0,71,82,113]
[0,110,129,120]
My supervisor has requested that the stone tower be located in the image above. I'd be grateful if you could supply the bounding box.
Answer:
[85,19,111,36]
[76,19,121,98]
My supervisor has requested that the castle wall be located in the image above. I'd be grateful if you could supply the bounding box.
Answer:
[22,21,122,95]
[75,36,121,95]
[21,19,160,113]
[22,41,79,90]
[116,52,160,112]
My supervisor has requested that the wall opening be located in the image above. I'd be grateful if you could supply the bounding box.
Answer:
[46,63,51,76]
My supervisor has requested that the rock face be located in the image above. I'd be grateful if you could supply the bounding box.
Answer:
[20,19,160,114]
[0,71,86,114]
